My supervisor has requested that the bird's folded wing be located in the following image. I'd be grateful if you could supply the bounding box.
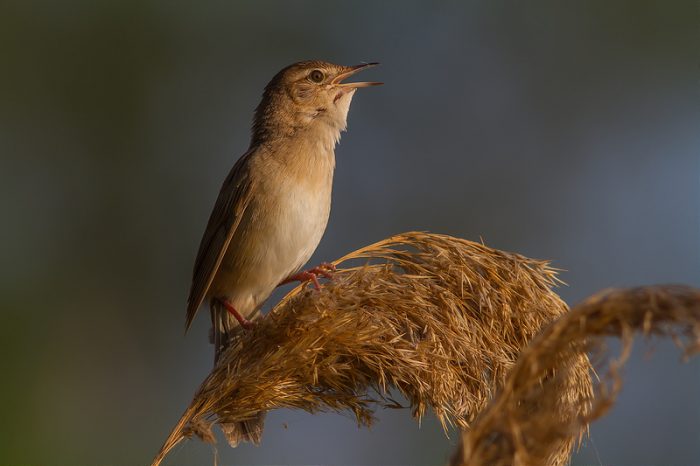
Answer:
[186,149,255,330]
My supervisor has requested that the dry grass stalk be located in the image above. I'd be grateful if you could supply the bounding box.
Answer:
[151,232,593,466]
[452,284,700,466]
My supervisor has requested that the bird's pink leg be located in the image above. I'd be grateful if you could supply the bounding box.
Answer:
[218,298,255,330]
[279,262,336,290]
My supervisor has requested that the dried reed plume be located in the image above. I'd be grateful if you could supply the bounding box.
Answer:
[151,232,593,466]
[451,284,700,466]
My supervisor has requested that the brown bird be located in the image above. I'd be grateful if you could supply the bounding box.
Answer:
[186,60,381,362]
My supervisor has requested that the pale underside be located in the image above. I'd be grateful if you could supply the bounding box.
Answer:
[208,143,335,319]
[185,90,352,331]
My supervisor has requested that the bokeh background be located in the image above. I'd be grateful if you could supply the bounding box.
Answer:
[1,1,698,464]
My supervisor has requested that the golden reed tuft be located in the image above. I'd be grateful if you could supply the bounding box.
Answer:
[151,232,594,466]
[451,285,700,466]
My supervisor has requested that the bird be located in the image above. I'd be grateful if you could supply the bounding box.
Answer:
[185,60,382,363]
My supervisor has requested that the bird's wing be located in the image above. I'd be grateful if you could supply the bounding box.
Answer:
[185,149,255,330]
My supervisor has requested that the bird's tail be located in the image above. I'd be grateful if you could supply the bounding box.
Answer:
[220,411,266,447]
[209,299,266,446]
[209,298,236,362]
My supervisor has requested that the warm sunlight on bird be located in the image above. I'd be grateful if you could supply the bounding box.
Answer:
[185,60,382,362]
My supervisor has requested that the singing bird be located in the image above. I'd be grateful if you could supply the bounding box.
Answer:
[186,61,381,360]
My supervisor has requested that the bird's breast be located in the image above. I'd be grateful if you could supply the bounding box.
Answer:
[215,147,335,312]
[264,153,334,275]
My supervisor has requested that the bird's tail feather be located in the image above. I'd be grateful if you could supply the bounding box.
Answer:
[221,412,266,447]
[209,299,266,446]
[209,299,236,362]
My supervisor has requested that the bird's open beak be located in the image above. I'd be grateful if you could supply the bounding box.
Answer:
[331,62,383,88]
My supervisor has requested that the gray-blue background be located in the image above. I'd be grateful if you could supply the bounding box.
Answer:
[1,1,698,464]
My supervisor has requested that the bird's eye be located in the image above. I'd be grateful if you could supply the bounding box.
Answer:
[309,69,325,83]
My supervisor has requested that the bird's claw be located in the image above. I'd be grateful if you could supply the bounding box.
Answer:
[282,262,336,290]
[309,262,336,280]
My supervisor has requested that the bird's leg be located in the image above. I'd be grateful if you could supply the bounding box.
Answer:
[218,298,255,330]
[280,262,336,290]
[283,270,322,290]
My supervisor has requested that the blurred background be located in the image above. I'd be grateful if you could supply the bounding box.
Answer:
[1,1,698,464]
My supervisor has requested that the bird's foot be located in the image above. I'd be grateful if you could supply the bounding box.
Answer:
[219,298,255,330]
[309,262,336,279]
[281,262,336,290]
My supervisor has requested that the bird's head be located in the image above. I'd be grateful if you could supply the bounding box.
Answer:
[251,61,381,145]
